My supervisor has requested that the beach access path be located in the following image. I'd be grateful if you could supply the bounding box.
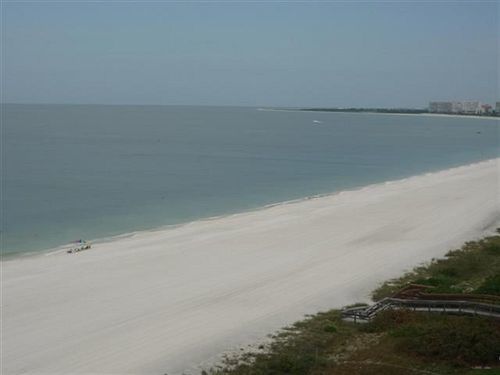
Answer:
[2,159,499,374]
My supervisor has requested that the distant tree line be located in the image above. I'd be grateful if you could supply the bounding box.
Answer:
[300,107,428,114]
[299,107,500,117]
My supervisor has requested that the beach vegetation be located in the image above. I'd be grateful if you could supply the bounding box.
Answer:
[373,230,500,299]
[368,311,500,366]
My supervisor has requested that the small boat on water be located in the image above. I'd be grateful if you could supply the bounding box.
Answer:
[67,240,91,254]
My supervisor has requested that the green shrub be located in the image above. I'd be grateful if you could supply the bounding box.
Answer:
[391,315,500,366]
[482,238,500,255]
[323,323,337,333]
[364,309,420,332]
[414,275,457,292]
[437,266,460,278]
[475,273,500,295]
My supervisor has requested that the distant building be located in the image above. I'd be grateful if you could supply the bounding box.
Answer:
[458,101,481,114]
[429,101,481,114]
[480,104,492,114]
[496,102,500,113]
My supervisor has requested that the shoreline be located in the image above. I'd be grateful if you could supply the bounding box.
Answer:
[5,157,499,262]
[260,107,500,121]
[2,158,499,374]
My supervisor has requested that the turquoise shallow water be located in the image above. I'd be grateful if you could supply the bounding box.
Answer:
[2,104,499,256]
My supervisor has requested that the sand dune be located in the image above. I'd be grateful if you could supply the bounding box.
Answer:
[2,159,499,374]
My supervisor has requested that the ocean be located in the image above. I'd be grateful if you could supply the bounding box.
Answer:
[2,104,499,256]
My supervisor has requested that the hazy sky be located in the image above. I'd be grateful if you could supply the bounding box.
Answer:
[3,1,498,107]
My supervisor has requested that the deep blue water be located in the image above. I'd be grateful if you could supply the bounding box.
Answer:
[2,104,499,255]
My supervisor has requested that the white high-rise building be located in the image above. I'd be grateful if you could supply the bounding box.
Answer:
[429,101,481,114]
[457,101,481,114]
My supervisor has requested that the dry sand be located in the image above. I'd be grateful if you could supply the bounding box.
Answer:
[2,159,499,374]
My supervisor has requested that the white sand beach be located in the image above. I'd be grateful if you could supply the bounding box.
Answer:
[2,159,499,375]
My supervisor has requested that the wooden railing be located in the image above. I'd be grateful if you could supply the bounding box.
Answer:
[341,297,500,323]
[391,284,500,305]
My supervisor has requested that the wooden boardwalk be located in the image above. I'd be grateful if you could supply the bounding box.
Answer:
[342,295,500,323]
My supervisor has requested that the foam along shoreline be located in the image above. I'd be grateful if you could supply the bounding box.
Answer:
[23,158,498,260]
[2,159,499,374]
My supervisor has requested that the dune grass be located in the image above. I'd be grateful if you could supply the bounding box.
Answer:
[372,229,500,300]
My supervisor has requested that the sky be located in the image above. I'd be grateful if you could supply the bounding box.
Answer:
[2,1,499,107]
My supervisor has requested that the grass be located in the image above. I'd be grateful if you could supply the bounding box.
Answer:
[365,311,500,366]
[372,230,500,300]
[203,230,500,375]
